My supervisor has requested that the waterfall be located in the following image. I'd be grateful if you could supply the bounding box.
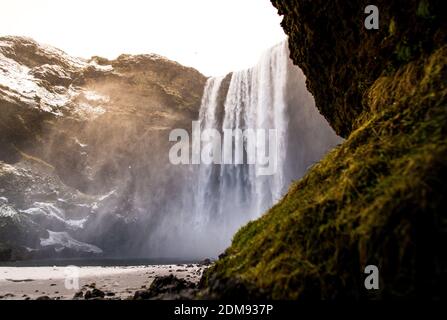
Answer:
[184,41,342,258]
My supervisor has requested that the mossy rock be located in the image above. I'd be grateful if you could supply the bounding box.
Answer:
[270,0,446,137]
[203,45,447,299]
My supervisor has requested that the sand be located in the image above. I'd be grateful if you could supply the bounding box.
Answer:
[0,264,205,300]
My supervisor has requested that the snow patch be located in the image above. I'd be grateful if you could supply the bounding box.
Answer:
[21,202,87,229]
[83,90,110,103]
[0,203,17,218]
[74,138,88,148]
[40,230,103,254]
[89,60,113,72]
[36,42,88,69]
[66,218,87,229]
[0,163,33,178]
[98,189,116,201]
[0,53,72,115]
[73,102,106,118]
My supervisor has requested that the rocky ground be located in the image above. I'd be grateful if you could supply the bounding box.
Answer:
[0,262,210,300]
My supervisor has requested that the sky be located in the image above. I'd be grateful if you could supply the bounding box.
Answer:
[0,0,286,76]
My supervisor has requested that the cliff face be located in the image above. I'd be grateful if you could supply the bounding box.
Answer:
[0,36,206,260]
[203,1,446,299]
[271,0,446,138]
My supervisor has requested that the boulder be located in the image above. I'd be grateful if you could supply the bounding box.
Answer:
[133,275,196,300]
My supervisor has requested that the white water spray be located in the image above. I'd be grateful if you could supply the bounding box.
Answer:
[164,41,342,258]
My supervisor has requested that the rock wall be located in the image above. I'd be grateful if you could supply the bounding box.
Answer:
[271,0,446,137]
[0,36,206,260]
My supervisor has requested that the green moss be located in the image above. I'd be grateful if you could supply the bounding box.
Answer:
[203,47,447,299]
[416,0,431,19]
[270,0,445,138]
[395,41,414,63]
[389,18,396,36]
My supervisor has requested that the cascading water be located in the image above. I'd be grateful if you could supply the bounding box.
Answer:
[180,41,342,258]
[0,38,342,262]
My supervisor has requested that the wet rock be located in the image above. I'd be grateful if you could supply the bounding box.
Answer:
[155,289,198,300]
[218,252,228,260]
[84,290,92,300]
[133,290,152,300]
[93,288,105,298]
[133,275,196,300]
[73,291,83,299]
[36,296,51,300]
[201,275,267,300]
[84,288,105,299]
[200,259,212,266]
